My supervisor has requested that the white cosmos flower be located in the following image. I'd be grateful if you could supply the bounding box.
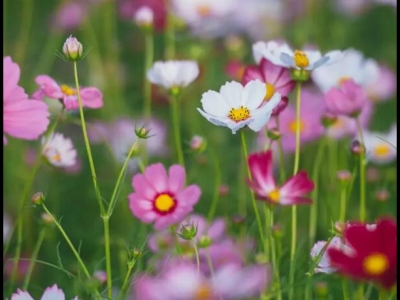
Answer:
[134,6,154,27]
[197,80,281,134]
[42,133,77,168]
[147,60,199,89]
[311,48,380,93]
[252,40,342,71]
[362,125,397,165]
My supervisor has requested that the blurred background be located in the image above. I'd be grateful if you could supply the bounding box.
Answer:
[3,0,397,298]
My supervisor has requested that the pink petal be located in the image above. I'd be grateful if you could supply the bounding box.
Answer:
[279,196,313,205]
[280,171,314,197]
[132,174,157,200]
[176,185,201,206]
[168,165,186,194]
[80,87,103,109]
[154,215,176,230]
[4,56,22,102]
[144,163,169,193]
[242,66,264,85]
[4,100,50,140]
[129,193,157,223]
[34,75,63,99]
[247,151,276,194]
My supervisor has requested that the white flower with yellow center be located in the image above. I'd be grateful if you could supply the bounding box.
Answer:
[362,125,397,165]
[147,60,199,91]
[197,80,281,134]
[42,133,77,168]
[253,40,342,71]
[311,48,380,93]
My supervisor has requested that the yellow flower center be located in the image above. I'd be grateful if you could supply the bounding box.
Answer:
[293,50,309,68]
[61,84,76,96]
[332,118,345,129]
[268,189,280,203]
[374,144,391,157]
[265,83,275,101]
[228,106,251,122]
[363,253,389,276]
[52,153,61,162]
[154,194,175,212]
[194,285,213,300]
[289,119,304,133]
[197,5,211,17]
[337,76,351,86]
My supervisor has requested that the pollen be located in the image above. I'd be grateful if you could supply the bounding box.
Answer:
[289,119,304,133]
[265,83,275,101]
[228,106,251,122]
[293,50,309,69]
[52,153,61,162]
[268,189,280,203]
[194,285,213,300]
[154,194,175,212]
[363,253,389,276]
[337,76,351,86]
[197,5,211,17]
[61,84,76,96]
[374,144,391,157]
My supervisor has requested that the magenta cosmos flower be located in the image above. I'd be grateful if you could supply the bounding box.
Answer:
[247,150,314,205]
[3,56,50,144]
[328,218,397,289]
[324,78,368,117]
[32,75,103,111]
[242,58,295,101]
[129,163,201,230]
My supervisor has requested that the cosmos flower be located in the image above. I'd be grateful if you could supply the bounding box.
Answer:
[365,64,397,102]
[3,56,50,144]
[327,218,397,289]
[197,80,281,134]
[147,60,199,91]
[32,75,103,110]
[41,133,77,168]
[133,262,270,300]
[362,125,397,165]
[134,6,154,27]
[324,78,369,117]
[311,48,379,93]
[252,40,341,71]
[247,150,314,206]
[52,1,88,32]
[11,284,78,300]
[242,58,295,99]
[128,163,201,230]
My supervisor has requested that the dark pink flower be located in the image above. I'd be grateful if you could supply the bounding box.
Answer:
[3,56,50,144]
[129,163,201,230]
[247,150,314,206]
[32,75,103,110]
[324,79,368,117]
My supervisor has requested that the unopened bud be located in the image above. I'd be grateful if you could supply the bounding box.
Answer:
[178,223,198,240]
[190,135,206,153]
[272,224,283,239]
[336,170,352,185]
[321,112,338,128]
[135,125,152,139]
[41,213,53,225]
[267,127,281,140]
[351,140,365,156]
[315,281,328,297]
[93,270,107,285]
[218,184,229,197]
[63,35,83,61]
[271,96,288,117]
[366,167,380,183]
[32,192,45,205]
[198,235,212,248]
[375,189,390,202]
[134,6,154,29]
[334,221,346,235]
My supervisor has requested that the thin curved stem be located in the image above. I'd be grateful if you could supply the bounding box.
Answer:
[143,29,154,120]
[116,260,136,300]
[275,116,286,184]
[170,93,184,166]
[355,117,366,222]
[207,151,221,221]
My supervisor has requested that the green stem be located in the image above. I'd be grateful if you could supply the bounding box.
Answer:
[170,93,185,166]
[308,137,325,248]
[342,279,350,300]
[73,61,105,214]
[339,186,347,222]
[102,216,112,300]
[144,29,154,120]
[263,206,270,262]
[22,227,46,290]
[164,3,175,60]
[41,204,101,297]
[275,116,286,184]
[14,0,33,65]
[355,117,366,222]
[289,81,302,300]
[269,208,282,300]
[207,151,221,221]
[193,242,200,274]
[240,131,265,244]
[116,260,136,300]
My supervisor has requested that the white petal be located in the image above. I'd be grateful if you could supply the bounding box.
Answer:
[242,80,266,110]
[279,52,295,68]
[247,111,273,132]
[197,108,229,127]
[200,90,231,116]
[219,81,244,107]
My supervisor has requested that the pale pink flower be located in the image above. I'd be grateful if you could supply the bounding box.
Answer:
[32,75,103,110]
[247,150,314,206]
[310,237,348,274]
[129,163,201,230]
[365,64,396,102]
[11,284,77,300]
[3,56,50,144]
[53,2,87,31]
[42,133,77,168]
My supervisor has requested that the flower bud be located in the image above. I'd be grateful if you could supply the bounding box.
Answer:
[271,96,288,117]
[63,35,83,61]
[321,112,338,128]
[41,213,53,225]
[375,189,390,202]
[336,170,352,188]
[291,69,310,82]
[178,223,198,240]
[31,192,45,205]
[218,184,230,197]
[334,221,346,235]
[134,6,154,29]
[267,127,281,140]
[131,248,142,260]
[366,167,380,183]
[135,125,152,139]
[351,140,365,156]
[314,281,328,297]
[272,224,283,239]
[190,135,206,153]
[231,214,245,225]
[198,235,212,248]
[93,270,107,285]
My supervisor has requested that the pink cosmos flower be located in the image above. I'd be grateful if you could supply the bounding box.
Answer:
[52,1,87,32]
[133,262,270,300]
[32,75,103,110]
[242,58,295,100]
[260,88,325,152]
[3,56,50,144]
[247,150,314,206]
[365,64,397,102]
[324,79,368,117]
[129,163,201,230]
[11,284,77,300]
